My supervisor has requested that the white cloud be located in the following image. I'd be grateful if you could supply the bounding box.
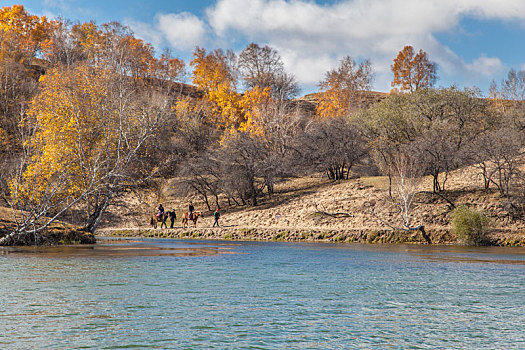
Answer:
[156,12,206,50]
[466,56,505,76]
[127,12,206,52]
[204,0,525,92]
[125,19,163,48]
[276,48,335,85]
[126,0,525,93]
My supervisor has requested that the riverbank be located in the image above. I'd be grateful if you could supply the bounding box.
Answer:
[0,206,95,246]
[97,167,525,247]
[98,226,525,246]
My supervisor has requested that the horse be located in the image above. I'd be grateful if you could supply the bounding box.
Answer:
[150,212,169,229]
[181,211,201,228]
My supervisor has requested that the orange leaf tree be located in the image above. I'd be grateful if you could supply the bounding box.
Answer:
[0,4,49,62]
[0,5,50,159]
[391,45,437,93]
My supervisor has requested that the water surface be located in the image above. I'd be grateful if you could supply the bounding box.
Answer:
[1,238,524,349]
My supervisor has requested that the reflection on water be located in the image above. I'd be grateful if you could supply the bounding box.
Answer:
[0,238,236,258]
[1,238,524,349]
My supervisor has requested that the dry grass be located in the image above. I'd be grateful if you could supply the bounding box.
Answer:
[3,162,523,245]
[98,162,524,241]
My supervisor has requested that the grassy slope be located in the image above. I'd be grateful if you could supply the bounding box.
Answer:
[97,164,525,246]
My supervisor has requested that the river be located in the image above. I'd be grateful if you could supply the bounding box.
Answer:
[1,238,524,349]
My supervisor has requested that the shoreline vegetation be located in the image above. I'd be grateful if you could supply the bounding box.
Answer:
[4,170,525,247]
[99,227,525,247]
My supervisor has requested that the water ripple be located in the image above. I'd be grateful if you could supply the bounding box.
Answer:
[0,239,524,349]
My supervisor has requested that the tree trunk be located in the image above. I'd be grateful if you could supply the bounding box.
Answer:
[85,191,113,234]
[266,180,274,198]
[233,196,241,206]
[214,194,220,210]
[433,171,441,193]
[250,178,257,206]
[202,192,211,211]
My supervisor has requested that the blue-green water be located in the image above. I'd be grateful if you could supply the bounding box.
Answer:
[1,238,524,349]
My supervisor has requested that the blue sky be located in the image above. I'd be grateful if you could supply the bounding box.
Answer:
[15,0,525,96]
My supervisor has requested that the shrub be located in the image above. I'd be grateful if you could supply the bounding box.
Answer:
[451,206,489,245]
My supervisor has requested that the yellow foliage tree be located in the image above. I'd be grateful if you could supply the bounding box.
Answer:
[0,4,49,62]
[11,61,171,235]
[71,21,104,64]
[190,47,243,128]
[17,64,114,204]
[316,56,373,118]
[238,86,272,136]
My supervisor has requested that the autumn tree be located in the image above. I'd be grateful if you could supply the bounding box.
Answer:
[0,5,50,194]
[391,45,437,93]
[238,43,299,100]
[2,18,186,243]
[40,18,86,67]
[190,47,243,128]
[172,96,220,155]
[0,5,49,62]
[0,5,49,132]
[317,56,373,118]
[2,62,174,245]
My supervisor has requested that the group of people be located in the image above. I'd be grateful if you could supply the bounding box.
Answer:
[156,203,177,228]
[157,202,221,228]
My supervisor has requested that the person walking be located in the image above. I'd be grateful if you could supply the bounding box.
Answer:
[213,208,220,227]
[157,203,164,218]
[189,202,195,220]
[168,209,176,228]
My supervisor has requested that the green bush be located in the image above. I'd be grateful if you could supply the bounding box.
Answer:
[451,206,489,245]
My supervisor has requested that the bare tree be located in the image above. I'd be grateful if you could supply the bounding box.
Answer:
[294,117,368,180]
[238,43,299,100]
[178,154,222,211]
[368,151,430,243]
[501,68,525,103]
[243,96,308,194]
[218,132,268,206]
[391,152,422,229]
[471,127,523,198]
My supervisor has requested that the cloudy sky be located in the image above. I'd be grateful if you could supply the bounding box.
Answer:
[19,0,525,95]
